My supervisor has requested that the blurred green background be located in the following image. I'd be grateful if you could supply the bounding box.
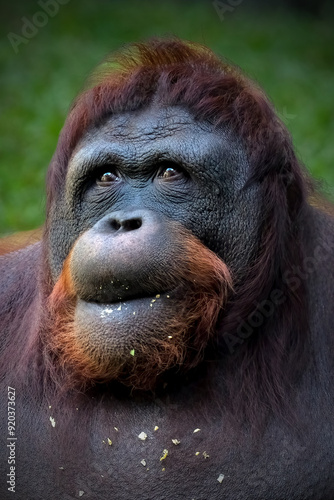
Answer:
[0,0,333,234]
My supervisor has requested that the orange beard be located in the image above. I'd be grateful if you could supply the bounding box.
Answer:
[46,228,232,391]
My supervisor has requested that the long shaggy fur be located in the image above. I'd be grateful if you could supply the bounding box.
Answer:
[1,38,315,425]
[44,38,312,420]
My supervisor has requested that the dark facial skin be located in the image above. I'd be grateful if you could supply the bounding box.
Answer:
[47,106,260,372]
[49,105,260,280]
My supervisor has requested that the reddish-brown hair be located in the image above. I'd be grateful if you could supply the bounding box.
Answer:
[45,227,232,391]
[46,38,311,212]
[2,38,314,428]
[44,38,312,424]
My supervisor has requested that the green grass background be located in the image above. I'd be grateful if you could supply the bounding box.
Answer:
[0,0,333,234]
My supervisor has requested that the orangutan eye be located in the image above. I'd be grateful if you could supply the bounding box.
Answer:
[156,163,185,181]
[96,170,119,185]
[160,167,178,179]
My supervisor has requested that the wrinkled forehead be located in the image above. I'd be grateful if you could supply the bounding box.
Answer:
[77,105,218,148]
[67,105,249,185]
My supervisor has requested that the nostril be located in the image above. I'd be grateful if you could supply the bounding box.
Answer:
[110,219,121,231]
[122,218,142,231]
[109,217,142,232]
